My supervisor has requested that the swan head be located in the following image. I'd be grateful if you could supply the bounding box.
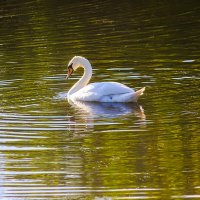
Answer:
[67,56,89,79]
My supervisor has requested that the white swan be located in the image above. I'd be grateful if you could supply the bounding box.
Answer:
[67,56,145,102]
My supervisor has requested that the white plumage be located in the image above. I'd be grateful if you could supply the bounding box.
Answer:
[67,56,145,103]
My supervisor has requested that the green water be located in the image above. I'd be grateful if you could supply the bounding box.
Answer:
[0,1,200,199]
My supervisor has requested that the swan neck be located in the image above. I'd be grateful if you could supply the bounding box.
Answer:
[68,60,92,96]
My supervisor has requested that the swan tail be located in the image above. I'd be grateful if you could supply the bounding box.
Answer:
[134,87,145,102]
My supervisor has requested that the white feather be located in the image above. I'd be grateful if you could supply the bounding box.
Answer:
[67,56,145,103]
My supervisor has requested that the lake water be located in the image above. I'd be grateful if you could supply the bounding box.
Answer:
[0,1,200,199]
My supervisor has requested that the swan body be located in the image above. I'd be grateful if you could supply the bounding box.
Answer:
[67,56,145,102]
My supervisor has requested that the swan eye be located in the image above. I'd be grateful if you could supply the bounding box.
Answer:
[68,63,73,69]
[66,63,74,79]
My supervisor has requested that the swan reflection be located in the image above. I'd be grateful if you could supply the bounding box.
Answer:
[69,100,146,119]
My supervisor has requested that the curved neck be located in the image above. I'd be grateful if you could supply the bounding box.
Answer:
[68,60,92,96]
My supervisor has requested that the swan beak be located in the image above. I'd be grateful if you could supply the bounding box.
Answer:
[66,67,73,79]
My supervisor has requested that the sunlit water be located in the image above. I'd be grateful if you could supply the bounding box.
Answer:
[0,1,200,199]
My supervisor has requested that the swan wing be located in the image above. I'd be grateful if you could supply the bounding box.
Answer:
[70,82,134,101]
[80,82,134,94]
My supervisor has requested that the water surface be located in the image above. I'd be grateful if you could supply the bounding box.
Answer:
[0,1,200,199]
